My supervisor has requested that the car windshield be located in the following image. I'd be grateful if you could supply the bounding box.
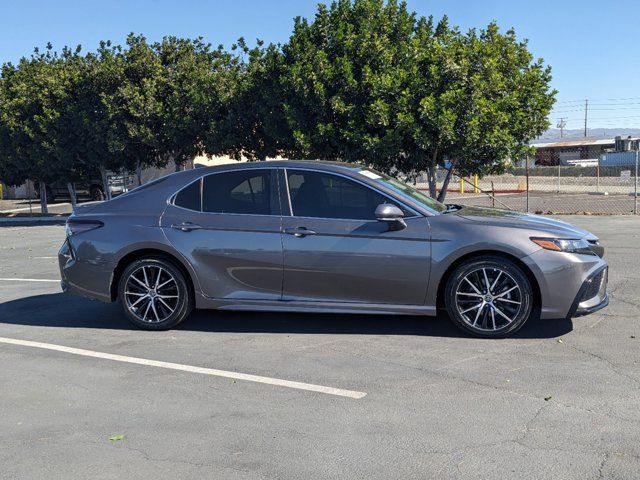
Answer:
[357,168,447,214]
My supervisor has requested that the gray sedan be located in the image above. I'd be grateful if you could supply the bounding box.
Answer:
[58,160,608,337]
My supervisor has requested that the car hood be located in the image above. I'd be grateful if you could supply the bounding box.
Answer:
[451,205,596,239]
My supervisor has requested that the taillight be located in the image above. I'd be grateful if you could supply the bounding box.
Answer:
[65,218,104,236]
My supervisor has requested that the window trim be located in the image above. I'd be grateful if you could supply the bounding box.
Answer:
[169,165,424,220]
[170,167,281,217]
[282,167,421,221]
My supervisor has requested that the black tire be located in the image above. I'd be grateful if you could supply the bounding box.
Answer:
[117,257,193,330]
[444,255,533,338]
[90,186,105,201]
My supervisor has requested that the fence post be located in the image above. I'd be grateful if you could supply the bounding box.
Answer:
[635,149,638,215]
[557,160,561,193]
[491,181,495,207]
[597,155,600,193]
[525,156,530,214]
[27,181,32,217]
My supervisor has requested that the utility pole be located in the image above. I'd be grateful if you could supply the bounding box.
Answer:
[584,99,588,137]
[556,117,567,138]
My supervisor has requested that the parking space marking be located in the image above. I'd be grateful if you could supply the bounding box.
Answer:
[0,337,367,399]
[0,278,59,283]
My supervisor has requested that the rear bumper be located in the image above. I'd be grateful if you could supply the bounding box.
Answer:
[59,238,113,302]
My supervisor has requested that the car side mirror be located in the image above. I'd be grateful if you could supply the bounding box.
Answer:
[375,203,407,231]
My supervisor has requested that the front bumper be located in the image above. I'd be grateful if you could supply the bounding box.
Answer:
[568,265,609,318]
[523,247,609,319]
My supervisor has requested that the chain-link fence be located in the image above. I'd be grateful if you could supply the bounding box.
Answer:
[414,152,640,215]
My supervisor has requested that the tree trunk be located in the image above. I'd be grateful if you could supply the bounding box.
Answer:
[426,165,437,198]
[136,160,142,186]
[174,156,181,172]
[99,166,112,201]
[437,166,454,203]
[426,149,439,198]
[39,180,48,215]
[67,182,77,209]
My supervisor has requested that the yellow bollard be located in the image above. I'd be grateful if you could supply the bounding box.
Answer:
[473,174,479,193]
[0,183,3,200]
[459,177,464,194]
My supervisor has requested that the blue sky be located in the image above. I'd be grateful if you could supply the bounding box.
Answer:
[2,0,639,130]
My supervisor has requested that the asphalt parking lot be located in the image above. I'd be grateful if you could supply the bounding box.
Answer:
[1,217,639,479]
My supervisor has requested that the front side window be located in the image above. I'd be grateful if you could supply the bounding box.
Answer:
[286,170,403,220]
[203,169,276,215]
[357,168,447,214]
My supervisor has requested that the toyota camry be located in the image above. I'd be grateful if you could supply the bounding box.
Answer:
[58,160,609,337]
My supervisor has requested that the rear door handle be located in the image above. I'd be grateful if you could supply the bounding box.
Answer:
[171,222,202,232]
[283,227,317,237]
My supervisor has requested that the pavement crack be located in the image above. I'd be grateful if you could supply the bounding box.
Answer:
[564,342,640,388]
[597,452,609,479]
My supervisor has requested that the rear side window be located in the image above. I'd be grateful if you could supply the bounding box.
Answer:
[203,169,277,215]
[174,179,201,211]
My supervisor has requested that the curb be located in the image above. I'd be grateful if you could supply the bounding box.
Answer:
[0,215,68,226]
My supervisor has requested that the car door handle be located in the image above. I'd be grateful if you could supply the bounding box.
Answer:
[171,222,203,232]
[283,227,317,237]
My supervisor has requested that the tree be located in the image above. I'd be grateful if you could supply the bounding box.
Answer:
[0,45,81,213]
[279,0,416,170]
[220,39,292,161]
[71,41,127,201]
[275,0,555,200]
[105,34,164,188]
[157,36,239,170]
[407,18,556,200]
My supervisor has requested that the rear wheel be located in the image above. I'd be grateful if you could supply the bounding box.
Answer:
[90,186,105,201]
[117,257,193,330]
[444,255,533,338]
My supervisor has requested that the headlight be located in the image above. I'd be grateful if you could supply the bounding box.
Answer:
[531,237,594,255]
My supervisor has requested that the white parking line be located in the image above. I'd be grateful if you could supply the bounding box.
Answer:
[0,337,367,399]
[0,278,59,283]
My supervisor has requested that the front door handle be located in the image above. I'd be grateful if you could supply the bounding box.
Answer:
[171,222,202,232]
[283,227,317,237]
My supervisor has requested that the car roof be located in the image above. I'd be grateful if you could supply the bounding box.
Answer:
[193,159,364,174]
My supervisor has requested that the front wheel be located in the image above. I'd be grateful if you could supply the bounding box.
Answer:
[118,257,193,330]
[444,255,533,338]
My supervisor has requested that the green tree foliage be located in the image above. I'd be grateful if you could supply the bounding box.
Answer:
[277,0,555,199]
[219,39,292,161]
[0,44,85,212]
[157,36,240,170]
[0,1,556,210]
[279,0,417,168]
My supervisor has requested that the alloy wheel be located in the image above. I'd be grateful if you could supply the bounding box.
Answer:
[455,267,522,332]
[124,265,180,323]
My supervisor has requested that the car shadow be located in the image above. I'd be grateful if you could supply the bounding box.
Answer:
[0,293,574,339]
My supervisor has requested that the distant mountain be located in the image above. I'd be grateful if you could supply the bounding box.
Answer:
[534,128,640,142]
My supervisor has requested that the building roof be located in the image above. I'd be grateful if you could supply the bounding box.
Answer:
[530,138,615,149]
